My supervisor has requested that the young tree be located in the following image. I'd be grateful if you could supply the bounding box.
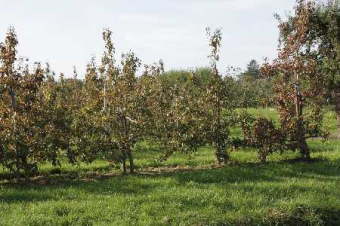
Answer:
[68,57,110,164]
[155,69,207,161]
[38,64,64,166]
[0,27,46,178]
[262,0,327,159]
[99,29,158,174]
[241,115,285,163]
[205,28,232,164]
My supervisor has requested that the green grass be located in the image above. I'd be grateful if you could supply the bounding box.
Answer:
[0,109,339,225]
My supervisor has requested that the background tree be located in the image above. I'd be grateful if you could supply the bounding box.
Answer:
[240,59,261,81]
[312,0,340,138]
[236,60,275,109]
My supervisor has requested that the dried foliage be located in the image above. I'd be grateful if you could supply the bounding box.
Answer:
[0,28,45,178]
[261,0,328,159]
[2,0,339,178]
[241,113,285,163]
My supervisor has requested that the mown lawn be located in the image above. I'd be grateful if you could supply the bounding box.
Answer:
[0,109,339,226]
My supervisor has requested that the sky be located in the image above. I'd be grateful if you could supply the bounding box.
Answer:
[0,0,296,78]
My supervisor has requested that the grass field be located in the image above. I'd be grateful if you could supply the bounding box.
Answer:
[0,109,339,225]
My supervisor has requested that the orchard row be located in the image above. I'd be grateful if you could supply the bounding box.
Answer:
[0,0,339,179]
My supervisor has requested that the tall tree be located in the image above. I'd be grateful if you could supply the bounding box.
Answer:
[0,28,46,178]
[99,29,157,174]
[262,0,327,159]
[205,28,231,164]
[313,0,340,138]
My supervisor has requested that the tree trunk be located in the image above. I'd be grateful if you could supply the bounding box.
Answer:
[295,80,310,160]
[216,150,223,166]
[337,112,340,139]
[121,156,127,174]
[15,160,21,181]
[11,89,20,180]
[299,138,311,160]
[215,146,229,165]
[259,149,268,163]
[334,87,340,139]
[22,157,30,181]
[127,149,134,174]
[10,89,17,109]
[297,116,310,160]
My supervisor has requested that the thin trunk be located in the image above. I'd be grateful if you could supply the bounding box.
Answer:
[103,84,106,111]
[121,144,127,175]
[259,149,267,163]
[334,87,340,139]
[213,68,228,165]
[216,148,229,165]
[337,113,340,139]
[10,90,17,109]
[295,78,310,159]
[15,160,21,180]
[297,116,310,159]
[216,150,223,166]
[127,149,134,174]
[11,89,20,180]
[121,156,127,174]
[299,139,310,160]
[22,157,30,181]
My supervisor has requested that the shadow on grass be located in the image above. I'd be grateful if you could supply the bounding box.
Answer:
[0,192,54,203]
[1,158,339,203]
[1,159,339,225]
